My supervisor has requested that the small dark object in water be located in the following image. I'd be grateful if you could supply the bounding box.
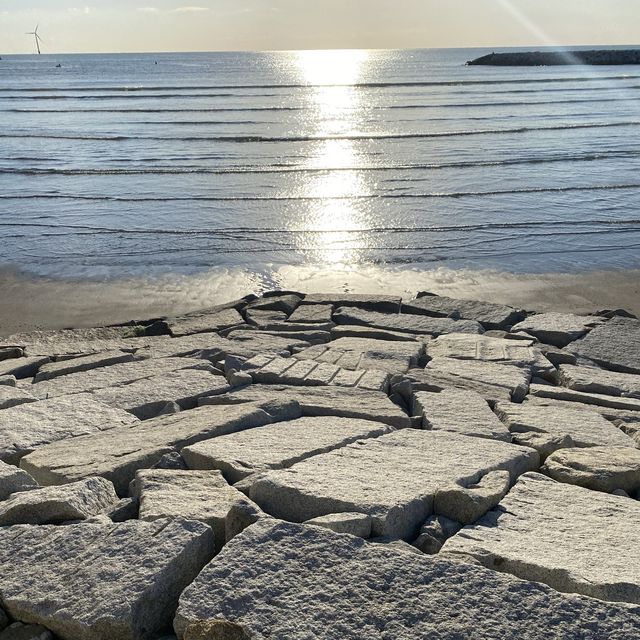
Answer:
[55,63,61,68]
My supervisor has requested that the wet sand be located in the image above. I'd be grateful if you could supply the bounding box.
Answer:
[0,265,638,337]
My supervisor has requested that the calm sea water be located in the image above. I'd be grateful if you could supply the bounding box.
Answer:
[1,48,640,281]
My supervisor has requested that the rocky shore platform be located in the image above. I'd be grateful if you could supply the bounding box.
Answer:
[0,289,639,639]
[468,49,640,66]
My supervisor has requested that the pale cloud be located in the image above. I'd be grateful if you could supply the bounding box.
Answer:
[137,6,159,13]
[170,6,210,13]
[68,6,91,15]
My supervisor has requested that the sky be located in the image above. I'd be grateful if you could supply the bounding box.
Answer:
[1,0,639,54]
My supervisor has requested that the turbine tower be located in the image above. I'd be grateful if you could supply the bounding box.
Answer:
[26,25,42,54]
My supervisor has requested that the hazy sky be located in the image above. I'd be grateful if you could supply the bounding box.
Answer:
[1,0,638,54]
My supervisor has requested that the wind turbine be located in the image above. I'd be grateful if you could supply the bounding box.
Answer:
[26,25,43,54]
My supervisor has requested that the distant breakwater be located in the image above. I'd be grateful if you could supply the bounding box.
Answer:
[468,50,640,66]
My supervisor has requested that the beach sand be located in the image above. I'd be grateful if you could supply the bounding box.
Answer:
[0,266,638,337]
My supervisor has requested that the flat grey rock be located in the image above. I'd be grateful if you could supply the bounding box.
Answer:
[301,293,401,313]
[199,384,411,429]
[33,350,137,383]
[174,519,640,640]
[330,324,424,342]
[0,347,22,361]
[0,395,139,465]
[21,401,299,495]
[570,316,640,374]
[529,382,640,412]
[403,294,523,330]
[0,477,119,525]
[30,357,208,399]
[542,446,640,494]
[559,363,640,398]
[425,357,531,402]
[0,460,38,500]
[412,514,462,554]
[511,312,601,347]
[304,512,372,538]
[287,304,333,324]
[91,368,231,419]
[136,469,259,552]
[0,356,50,380]
[495,401,634,458]
[182,416,393,483]
[0,376,16,387]
[0,385,38,410]
[255,320,334,334]
[442,472,640,604]
[240,354,390,392]
[245,294,301,315]
[413,388,512,441]
[248,429,538,539]
[294,337,423,374]
[0,518,214,640]
[244,328,331,345]
[167,308,244,337]
[334,307,483,336]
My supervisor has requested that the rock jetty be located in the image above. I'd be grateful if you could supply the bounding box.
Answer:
[467,49,640,66]
[0,290,640,639]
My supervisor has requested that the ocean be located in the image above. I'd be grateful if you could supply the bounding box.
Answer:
[1,47,640,286]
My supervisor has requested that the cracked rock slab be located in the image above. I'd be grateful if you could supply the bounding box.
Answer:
[182,416,393,483]
[0,385,38,410]
[287,304,333,324]
[301,293,401,313]
[248,429,538,540]
[199,384,411,429]
[558,363,640,398]
[403,294,523,330]
[30,357,208,399]
[304,512,372,538]
[0,357,50,380]
[167,308,244,337]
[91,368,231,419]
[529,383,640,412]
[0,477,119,526]
[135,469,259,552]
[570,316,640,374]
[511,312,601,348]
[0,395,140,465]
[413,388,511,441]
[442,472,640,605]
[20,401,299,495]
[495,401,635,458]
[334,307,484,336]
[542,446,640,494]
[0,518,215,640]
[0,461,38,500]
[174,519,640,640]
[34,350,137,383]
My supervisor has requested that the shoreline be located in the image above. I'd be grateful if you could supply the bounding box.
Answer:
[1,265,638,336]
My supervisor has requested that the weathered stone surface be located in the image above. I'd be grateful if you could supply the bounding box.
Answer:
[245,294,301,315]
[0,460,38,500]
[240,354,390,392]
[0,347,23,361]
[199,384,411,429]
[224,498,267,543]
[403,294,523,330]
[412,514,462,554]
[249,328,331,345]
[294,337,423,374]
[0,395,139,465]
[425,357,531,402]
[542,446,640,494]
[244,309,287,327]
[413,388,511,441]
[287,304,333,324]
[182,416,393,483]
[434,470,510,524]
[136,469,258,552]
[442,472,640,604]
[330,324,424,342]
[0,477,119,525]
[30,357,208,399]
[21,401,299,495]
[559,363,640,398]
[0,519,215,640]
[167,308,244,337]
[0,609,6,632]
[0,357,49,380]
[0,622,53,640]
[511,312,601,348]
[248,430,538,540]
[0,385,38,410]
[254,321,335,334]
[91,368,231,419]
[174,519,640,640]
[34,350,137,383]
[529,382,640,412]
[302,293,401,313]
[495,401,634,458]
[570,316,640,374]
[0,376,16,387]
[304,512,372,538]
[334,307,483,336]
[183,620,250,640]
